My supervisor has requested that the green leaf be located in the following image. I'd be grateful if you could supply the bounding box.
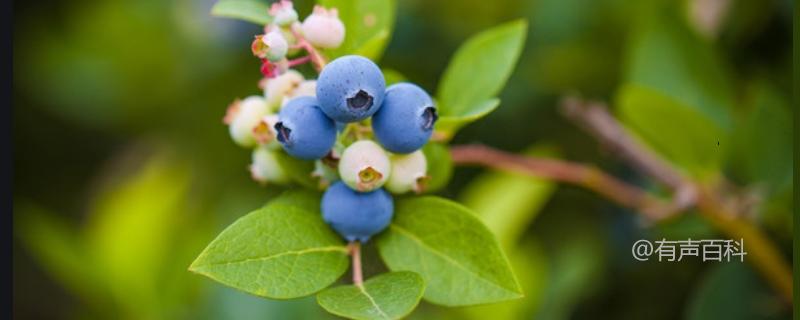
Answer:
[316,272,425,320]
[421,142,453,193]
[460,145,558,248]
[382,68,406,86]
[624,9,733,128]
[86,154,192,311]
[14,202,105,304]
[686,263,783,320]
[318,0,396,61]
[617,9,734,174]
[616,84,727,175]
[376,196,523,306]
[461,239,548,320]
[436,19,527,128]
[190,190,349,299]
[211,0,272,25]
[727,81,792,190]
[434,99,500,140]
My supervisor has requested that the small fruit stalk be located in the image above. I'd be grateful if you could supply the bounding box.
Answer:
[221,1,438,286]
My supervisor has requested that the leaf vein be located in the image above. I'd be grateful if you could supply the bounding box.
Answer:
[389,225,518,295]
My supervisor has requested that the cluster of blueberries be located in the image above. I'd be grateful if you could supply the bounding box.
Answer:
[274,55,438,242]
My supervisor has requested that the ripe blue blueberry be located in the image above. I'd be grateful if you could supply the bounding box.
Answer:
[274,96,336,160]
[316,55,385,123]
[372,83,438,153]
[321,181,394,242]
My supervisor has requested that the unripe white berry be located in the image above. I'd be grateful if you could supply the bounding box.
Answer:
[250,146,290,184]
[386,150,428,194]
[281,80,317,107]
[252,114,280,146]
[264,70,304,109]
[269,0,299,26]
[262,29,289,62]
[301,5,345,49]
[338,140,391,192]
[227,96,270,147]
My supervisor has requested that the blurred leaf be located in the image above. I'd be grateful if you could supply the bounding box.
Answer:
[316,272,425,320]
[205,285,328,319]
[319,0,396,61]
[382,68,407,85]
[15,0,199,129]
[624,9,734,127]
[190,190,349,299]
[353,30,391,59]
[436,19,527,133]
[727,81,792,190]
[534,227,605,320]
[617,84,727,175]
[653,211,717,240]
[617,8,734,174]
[460,145,558,248]
[85,154,192,315]
[686,263,784,320]
[376,196,522,306]
[15,203,105,305]
[434,99,500,140]
[211,0,272,25]
[421,142,453,193]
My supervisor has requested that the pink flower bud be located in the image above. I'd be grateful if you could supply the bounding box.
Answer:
[301,5,345,49]
[269,0,299,26]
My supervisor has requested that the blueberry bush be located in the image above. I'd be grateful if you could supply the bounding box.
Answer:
[188,1,794,320]
[190,1,528,318]
[13,0,791,319]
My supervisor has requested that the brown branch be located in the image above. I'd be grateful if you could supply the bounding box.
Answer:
[559,96,697,210]
[695,190,794,303]
[450,144,677,221]
[558,96,792,304]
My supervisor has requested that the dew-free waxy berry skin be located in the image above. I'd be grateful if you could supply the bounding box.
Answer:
[316,55,386,123]
[385,150,427,194]
[338,140,391,192]
[274,96,337,160]
[321,181,394,242]
[372,83,438,153]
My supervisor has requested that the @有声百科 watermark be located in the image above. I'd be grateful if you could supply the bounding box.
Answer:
[631,238,747,262]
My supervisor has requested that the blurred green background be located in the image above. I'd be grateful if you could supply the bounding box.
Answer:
[13,0,793,319]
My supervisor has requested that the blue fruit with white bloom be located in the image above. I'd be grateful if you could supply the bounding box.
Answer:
[274,96,336,160]
[321,181,394,242]
[372,83,438,153]
[316,55,385,123]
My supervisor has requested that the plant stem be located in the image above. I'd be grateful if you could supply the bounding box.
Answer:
[348,241,364,287]
[450,143,793,303]
[695,190,794,303]
[559,96,697,210]
[558,96,793,303]
[290,28,327,72]
[450,144,677,220]
[287,55,311,67]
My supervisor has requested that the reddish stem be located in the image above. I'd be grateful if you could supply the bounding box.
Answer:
[450,144,676,220]
[287,55,312,67]
[348,241,363,287]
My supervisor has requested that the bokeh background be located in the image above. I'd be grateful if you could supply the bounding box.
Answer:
[13,0,794,319]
